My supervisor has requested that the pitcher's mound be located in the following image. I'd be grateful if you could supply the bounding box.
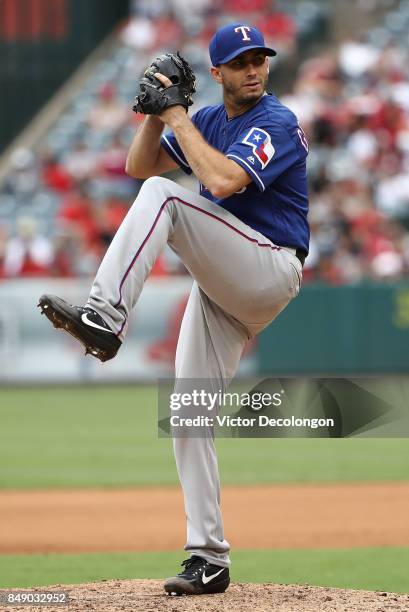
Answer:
[3,580,409,611]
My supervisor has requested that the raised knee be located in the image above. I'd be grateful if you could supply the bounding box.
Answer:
[141,176,173,192]
[133,176,177,214]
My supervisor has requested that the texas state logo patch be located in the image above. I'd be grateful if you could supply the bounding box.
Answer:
[242,127,275,169]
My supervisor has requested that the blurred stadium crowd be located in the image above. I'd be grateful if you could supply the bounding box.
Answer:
[0,0,408,284]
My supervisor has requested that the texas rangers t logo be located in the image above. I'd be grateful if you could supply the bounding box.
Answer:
[234,26,251,41]
[242,127,275,169]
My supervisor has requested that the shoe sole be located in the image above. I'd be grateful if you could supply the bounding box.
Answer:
[37,294,120,363]
[164,575,230,596]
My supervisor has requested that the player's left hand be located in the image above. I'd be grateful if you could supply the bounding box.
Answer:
[132,52,195,119]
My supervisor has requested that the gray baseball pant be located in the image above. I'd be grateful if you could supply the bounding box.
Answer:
[86,176,302,567]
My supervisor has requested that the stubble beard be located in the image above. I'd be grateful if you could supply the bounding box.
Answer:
[224,73,269,107]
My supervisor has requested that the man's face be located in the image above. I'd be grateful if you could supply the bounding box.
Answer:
[213,49,269,106]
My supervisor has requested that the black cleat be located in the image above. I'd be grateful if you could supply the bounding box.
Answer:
[164,556,230,596]
[37,294,121,362]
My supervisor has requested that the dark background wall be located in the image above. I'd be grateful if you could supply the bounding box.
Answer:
[0,0,129,151]
[258,284,409,374]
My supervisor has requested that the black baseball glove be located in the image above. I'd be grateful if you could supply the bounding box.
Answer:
[133,52,196,115]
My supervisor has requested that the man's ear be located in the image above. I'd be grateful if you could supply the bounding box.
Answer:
[210,66,222,84]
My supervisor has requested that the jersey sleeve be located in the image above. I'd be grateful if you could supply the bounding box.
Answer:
[161,131,192,175]
[226,122,300,192]
[160,109,205,176]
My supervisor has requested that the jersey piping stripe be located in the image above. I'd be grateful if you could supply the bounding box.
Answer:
[226,154,265,192]
[162,135,191,169]
[114,195,281,336]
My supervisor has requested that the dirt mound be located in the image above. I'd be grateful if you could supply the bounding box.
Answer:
[1,580,409,612]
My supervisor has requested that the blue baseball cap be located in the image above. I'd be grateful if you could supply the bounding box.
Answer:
[209,22,277,67]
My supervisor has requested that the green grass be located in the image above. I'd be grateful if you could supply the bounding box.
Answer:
[1,386,409,488]
[0,548,408,593]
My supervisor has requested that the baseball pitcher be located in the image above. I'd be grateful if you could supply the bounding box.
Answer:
[38,22,309,596]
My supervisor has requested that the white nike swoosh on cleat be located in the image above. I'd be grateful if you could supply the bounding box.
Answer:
[81,313,115,333]
[202,568,225,585]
